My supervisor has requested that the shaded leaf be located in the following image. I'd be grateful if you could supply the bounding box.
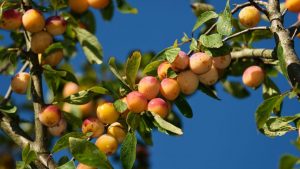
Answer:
[262,77,280,100]
[142,60,163,76]
[69,137,112,169]
[63,86,108,104]
[57,160,76,169]
[52,132,84,153]
[222,81,250,98]
[127,112,140,130]
[174,95,193,118]
[74,27,103,64]
[100,1,114,20]
[0,104,17,113]
[198,83,221,100]
[108,57,131,89]
[116,0,138,14]
[121,132,137,169]
[279,154,300,169]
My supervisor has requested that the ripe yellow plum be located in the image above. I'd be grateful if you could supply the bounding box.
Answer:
[96,102,119,124]
[95,134,118,155]
[198,66,219,86]
[147,98,169,118]
[242,65,265,88]
[160,78,180,101]
[177,70,199,95]
[45,16,67,36]
[82,117,105,137]
[107,122,126,143]
[238,6,260,27]
[39,105,62,127]
[22,9,45,33]
[126,91,148,113]
[189,52,212,75]
[11,72,30,94]
[31,31,53,54]
[138,76,160,100]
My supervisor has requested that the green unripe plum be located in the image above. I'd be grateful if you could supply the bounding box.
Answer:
[147,98,169,118]
[11,72,30,94]
[39,105,62,127]
[242,65,264,88]
[95,134,118,155]
[160,78,180,101]
[198,66,219,85]
[126,91,148,113]
[96,102,120,124]
[82,117,105,137]
[189,52,212,75]
[138,76,160,100]
[177,70,199,95]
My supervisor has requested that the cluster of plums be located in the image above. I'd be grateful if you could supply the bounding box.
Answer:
[0,8,66,66]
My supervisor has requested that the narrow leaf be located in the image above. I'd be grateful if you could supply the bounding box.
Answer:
[174,95,193,118]
[126,51,141,88]
[151,112,183,135]
[52,132,85,153]
[116,0,138,14]
[0,104,17,113]
[198,83,221,100]
[217,0,232,35]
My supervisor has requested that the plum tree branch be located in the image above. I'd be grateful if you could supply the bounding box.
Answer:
[231,48,274,60]
[223,26,269,42]
[268,0,300,88]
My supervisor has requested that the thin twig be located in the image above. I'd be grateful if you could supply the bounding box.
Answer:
[249,0,269,17]
[223,26,269,42]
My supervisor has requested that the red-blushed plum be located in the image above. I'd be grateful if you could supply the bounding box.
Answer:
[171,51,189,71]
[62,82,80,98]
[22,9,45,33]
[198,66,219,86]
[31,31,53,54]
[242,65,265,88]
[48,118,67,136]
[138,76,160,100]
[189,52,212,75]
[39,105,62,127]
[0,9,22,30]
[238,6,260,27]
[147,98,169,118]
[96,102,119,124]
[45,16,67,36]
[107,122,126,143]
[285,0,300,13]
[95,134,118,155]
[82,117,105,138]
[160,78,180,101]
[177,70,199,95]
[126,91,148,113]
[212,54,231,69]
[11,72,30,94]
[157,61,171,80]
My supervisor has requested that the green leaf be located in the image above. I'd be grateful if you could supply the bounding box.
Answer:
[63,86,108,105]
[279,154,300,169]
[121,132,137,169]
[43,65,78,84]
[108,57,131,89]
[126,51,142,89]
[167,69,177,79]
[216,0,232,36]
[222,81,250,99]
[114,99,127,113]
[142,60,163,76]
[63,111,82,129]
[255,93,288,129]
[151,112,183,135]
[57,160,76,169]
[277,43,288,78]
[50,0,68,10]
[189,38,198,51]
[137,117,153,145]
[52,132,85,153]
[116,0,138,14]
[192,11,218,32]
[262,77,280,100]
[74,27,103,64]
[21,144,37,169]
[199,34,223,48]
[152,47,180,62]
[100,1,114,21]
[69,137,112,169]
[203,43,232,57]
[0,104,17,113]
[174,95,193,118]
[127,112,140,130]
[45,42,64,55]
[198,83,221,100]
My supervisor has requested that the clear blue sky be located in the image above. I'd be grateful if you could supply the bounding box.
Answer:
[1,0,300,169]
